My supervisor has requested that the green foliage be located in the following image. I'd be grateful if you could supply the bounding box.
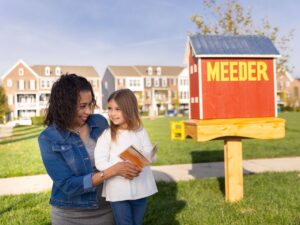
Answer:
[191,0,294,74]
[1,172,300,225]
[0,86,9,123]
[31,116,45,125]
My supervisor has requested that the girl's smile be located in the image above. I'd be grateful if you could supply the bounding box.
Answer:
[108,99,127,129]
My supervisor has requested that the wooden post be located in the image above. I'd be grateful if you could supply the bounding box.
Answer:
[183,118,285,202]
[224,138,243,203]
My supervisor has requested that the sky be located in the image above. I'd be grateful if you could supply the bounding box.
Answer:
[0,0,299,78]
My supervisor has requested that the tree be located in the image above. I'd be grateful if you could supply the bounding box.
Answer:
[191,0,294,74]
[0,86,9,123]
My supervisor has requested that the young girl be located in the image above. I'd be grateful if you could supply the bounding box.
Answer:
[94,89,157,225]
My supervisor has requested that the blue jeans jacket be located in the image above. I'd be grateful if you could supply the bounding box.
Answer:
[38,114,108,209]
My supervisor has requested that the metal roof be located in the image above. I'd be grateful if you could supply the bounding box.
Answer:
[189,34,280,57]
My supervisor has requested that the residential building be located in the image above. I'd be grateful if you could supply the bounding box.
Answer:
[277,71,300,108]
[102,65,185,114]
[178,67,189,113]
[1,59,101,120]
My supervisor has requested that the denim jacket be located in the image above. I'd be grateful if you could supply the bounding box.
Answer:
[38,114,108,209]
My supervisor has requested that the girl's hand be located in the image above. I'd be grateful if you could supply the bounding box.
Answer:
[113,161,142,180]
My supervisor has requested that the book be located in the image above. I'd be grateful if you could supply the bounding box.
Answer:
[119,143,158,168]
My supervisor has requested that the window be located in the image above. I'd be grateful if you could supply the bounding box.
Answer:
[7,79,12,87]
[117,78,123,85]
[55,67,61,76]
[129,79,140,87]
[29,80,35,90]
[104,81,108,90]
[146,78,151,87]
[156,67,161,75]
[162,78,167,87]
[45,66,51,76]
[8,95,13,105]
[147,67,153,75]
[19,68,24,76]
[41,80,46,88]
[18,80,24,90]
[173,78,177,85]
[154,78,160,87]
[91,79,97,87]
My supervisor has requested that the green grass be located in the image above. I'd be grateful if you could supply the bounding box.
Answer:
[0,112,300,178]
[1,172,300,225]
[145,112,300,165]
[0,126,46,177]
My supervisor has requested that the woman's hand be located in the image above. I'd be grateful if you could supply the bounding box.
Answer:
[113,161,142,180]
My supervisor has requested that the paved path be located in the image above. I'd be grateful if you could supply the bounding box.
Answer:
[0,124,13,139]
[1,156,300,195]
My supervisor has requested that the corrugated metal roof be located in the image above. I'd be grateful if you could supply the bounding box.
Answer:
[189,34,280,56]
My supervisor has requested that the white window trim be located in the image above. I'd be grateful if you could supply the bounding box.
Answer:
[29,80,35,90]
[19,68,24,76]
[162,78,167,87]
[18,80,24,90]
[55,67,61,76]
[146,77,151,87]
[147,67,153,75]
[45,66,51,76]
[8,94,13,105]
[156,67,161,75]
[7,79,12,87]
[154,78,160,87]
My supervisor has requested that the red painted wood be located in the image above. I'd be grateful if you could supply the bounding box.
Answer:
[198,58,275,119]
[189,47,200,119]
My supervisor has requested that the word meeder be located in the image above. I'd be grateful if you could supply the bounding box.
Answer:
[207,60,270,82]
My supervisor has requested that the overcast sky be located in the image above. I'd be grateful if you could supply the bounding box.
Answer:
[0,0,299,78]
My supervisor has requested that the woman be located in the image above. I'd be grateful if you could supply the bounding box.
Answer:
[38,74,141,225]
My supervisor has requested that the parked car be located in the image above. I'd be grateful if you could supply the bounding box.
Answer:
[165,110,177,117]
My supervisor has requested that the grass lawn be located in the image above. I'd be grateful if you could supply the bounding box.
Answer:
[0,112,299,178]
[1,172,300,225]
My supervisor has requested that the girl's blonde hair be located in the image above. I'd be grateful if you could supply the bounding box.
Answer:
[107,89,142,141]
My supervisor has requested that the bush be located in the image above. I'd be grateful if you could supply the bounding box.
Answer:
[281,105,293,112]
[31,116,45,125]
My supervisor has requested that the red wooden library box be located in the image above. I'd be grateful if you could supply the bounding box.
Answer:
[186,35,280,120]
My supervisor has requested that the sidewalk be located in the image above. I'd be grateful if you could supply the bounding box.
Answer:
[0,124,13,139]
[1,156,300,195]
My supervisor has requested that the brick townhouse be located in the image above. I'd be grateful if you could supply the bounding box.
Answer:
[1,59,101,120]
[101,65,189,114]
[277,71,300,108]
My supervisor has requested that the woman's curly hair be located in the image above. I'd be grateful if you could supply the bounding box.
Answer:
[44,74,95,130]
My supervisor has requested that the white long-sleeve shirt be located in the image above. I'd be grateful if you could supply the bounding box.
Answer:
[94,127,158,202]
